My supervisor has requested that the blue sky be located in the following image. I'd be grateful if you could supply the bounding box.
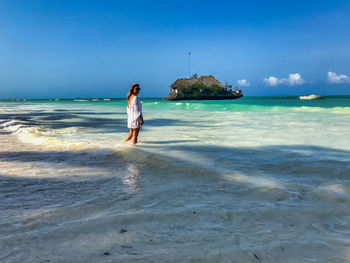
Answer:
[0,0,350,98]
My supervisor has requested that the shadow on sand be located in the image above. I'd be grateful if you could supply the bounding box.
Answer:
[1,140,350,262]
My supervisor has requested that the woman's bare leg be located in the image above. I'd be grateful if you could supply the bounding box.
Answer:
[132,128,140,144]
[124,129,133,143]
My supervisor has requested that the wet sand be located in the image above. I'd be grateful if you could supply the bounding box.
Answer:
[1,130,350,262]
[1,98,350,262]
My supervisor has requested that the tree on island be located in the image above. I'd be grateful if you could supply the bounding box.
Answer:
[179,83,225,97]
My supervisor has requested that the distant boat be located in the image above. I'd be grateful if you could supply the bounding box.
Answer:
[299,94,322,100]
[300,92,322,100]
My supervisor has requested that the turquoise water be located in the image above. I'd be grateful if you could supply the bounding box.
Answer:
[1,96,350,262]
[3,95,350,108]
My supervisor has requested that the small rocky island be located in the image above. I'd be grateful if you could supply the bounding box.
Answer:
[164,75,243,101]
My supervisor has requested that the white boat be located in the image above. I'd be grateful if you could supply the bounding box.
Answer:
[299,94,322,100]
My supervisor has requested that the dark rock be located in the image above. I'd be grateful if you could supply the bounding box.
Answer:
[253,253,261,261]
[120,228,127,233]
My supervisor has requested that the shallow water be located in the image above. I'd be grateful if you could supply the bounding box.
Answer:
[0,96,350,262]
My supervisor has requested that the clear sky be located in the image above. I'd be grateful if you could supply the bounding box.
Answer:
[1,0,350,98]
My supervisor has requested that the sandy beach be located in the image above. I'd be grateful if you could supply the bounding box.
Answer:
[1,98,350,262]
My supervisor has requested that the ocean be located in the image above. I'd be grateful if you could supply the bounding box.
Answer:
[1,96,350,262]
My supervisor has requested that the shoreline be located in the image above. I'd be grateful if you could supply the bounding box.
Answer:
[1,94,350,101]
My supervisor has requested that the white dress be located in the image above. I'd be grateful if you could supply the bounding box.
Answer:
[127,96,143,129]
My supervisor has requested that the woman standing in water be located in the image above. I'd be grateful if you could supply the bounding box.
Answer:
[124,83,144,144]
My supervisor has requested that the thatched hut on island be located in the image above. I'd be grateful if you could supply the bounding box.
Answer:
[165,75,243,101]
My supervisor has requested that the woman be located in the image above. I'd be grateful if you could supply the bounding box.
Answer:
[124,83,144,144]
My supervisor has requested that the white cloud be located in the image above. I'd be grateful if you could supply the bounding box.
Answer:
[237,79,250,86]
[263,73,305,86]
[288,73,305,85]
[328,71,350,84]
[263,76,282,86]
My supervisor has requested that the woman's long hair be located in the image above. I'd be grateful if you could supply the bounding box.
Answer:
[126,83,140,100]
